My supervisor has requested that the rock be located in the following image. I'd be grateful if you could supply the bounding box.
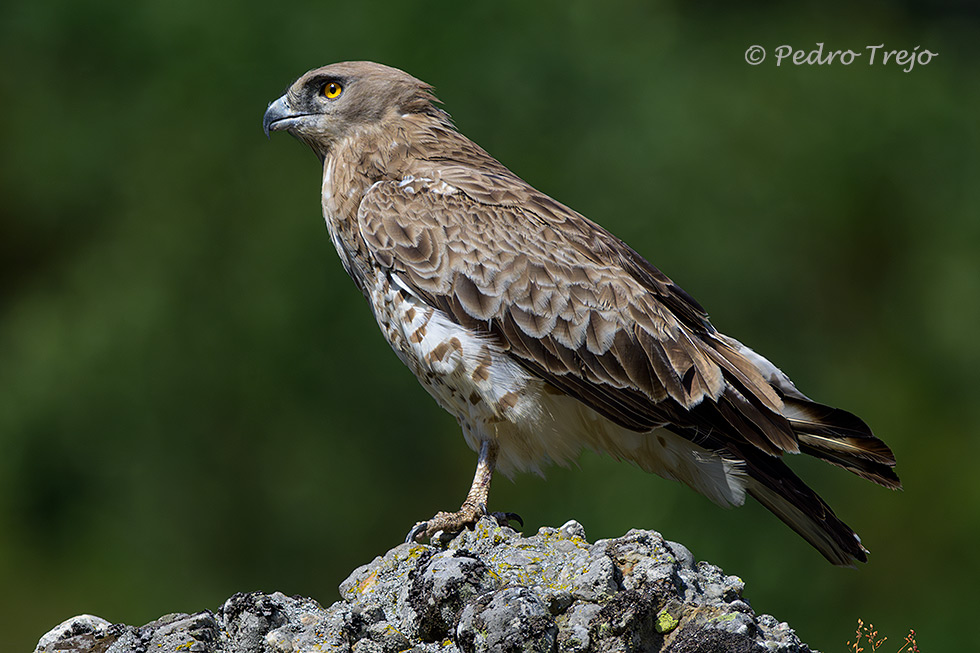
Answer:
[34,518,815,653]
[34,615,112,652]
[457,586,557,652]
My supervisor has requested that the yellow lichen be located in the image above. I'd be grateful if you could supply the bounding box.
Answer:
[655,609,680,634]
[356,570,379,594]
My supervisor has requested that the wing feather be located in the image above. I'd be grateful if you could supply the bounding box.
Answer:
[356,175,805,457]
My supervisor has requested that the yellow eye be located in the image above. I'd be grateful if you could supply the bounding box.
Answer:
[322,81,343,99]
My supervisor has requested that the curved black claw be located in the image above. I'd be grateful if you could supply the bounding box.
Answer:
[405,521,429,544]
[490,511,524,529]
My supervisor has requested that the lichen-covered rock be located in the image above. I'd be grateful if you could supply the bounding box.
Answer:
[457,586,557,652]
[34,519,815,653]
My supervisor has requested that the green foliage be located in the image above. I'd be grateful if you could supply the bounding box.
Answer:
[1,1,976,651]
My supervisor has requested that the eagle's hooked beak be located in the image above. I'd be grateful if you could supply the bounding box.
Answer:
[263,95,307,138]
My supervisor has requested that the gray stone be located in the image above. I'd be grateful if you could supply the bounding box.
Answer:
[456,587,557,653]
[664,540,695,569]
[35,615,111,652]
[558,519,587,541]
[33,518,815,653]
[557,602,601,652]
[409,549,496,641]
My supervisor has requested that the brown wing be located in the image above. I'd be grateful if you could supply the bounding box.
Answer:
[356,172,804,457]
[356,167,901,567]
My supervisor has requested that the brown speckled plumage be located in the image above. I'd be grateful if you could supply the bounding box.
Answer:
[263,61,899,566]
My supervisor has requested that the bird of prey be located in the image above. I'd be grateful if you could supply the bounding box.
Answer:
[263,61,900,566]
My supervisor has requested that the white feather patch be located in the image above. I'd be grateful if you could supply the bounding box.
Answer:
[373,269,749,510]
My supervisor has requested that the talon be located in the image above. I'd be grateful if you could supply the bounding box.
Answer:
[490,511,524,529]
[405,521,428,544]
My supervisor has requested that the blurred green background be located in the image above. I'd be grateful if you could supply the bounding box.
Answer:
[1,1,977,650]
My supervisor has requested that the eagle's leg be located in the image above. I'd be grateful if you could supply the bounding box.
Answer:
[406,440,521,543]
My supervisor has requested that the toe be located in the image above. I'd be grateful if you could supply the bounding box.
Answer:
[490,511,524,529]
[405,521,429,544]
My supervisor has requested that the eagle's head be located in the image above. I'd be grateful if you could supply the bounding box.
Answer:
[263,61,445,160]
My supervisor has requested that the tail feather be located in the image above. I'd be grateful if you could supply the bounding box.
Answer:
[746,470,868,567]
[722,440,866,566]
[719,335,901,487]
[782,396,902,490]
[670,335,900,564]
[742,393,900,565]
